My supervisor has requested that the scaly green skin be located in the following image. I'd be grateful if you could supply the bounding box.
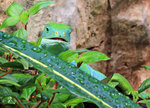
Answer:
[42,22,71,42]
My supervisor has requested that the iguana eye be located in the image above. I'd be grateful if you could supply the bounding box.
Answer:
[63,32,66,36]
[46,28,49,32]
[55,32,59,35]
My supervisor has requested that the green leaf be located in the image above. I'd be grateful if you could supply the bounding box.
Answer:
[141,65,150,70]
[0,62,24,69]
[0,31,141,108]
[0,46,7,51]
[42,88,71,99]
[30,41,37,46]
[0,47,6,56]
[139,92,150,99]
[16,58,29,69]
[13,28,27,40]
[49,103,65,108]
[107,82,119,88]
[30,36,42,47]
[21,76,37,88]
[21,86,36,100]
[28,1,54,15]
[74,103,84,108]
[2,96,16,104]
[42,89,71,102]
[41,89,58,99]
[0,80,20,87]
[35,73,50,91]
[19,11,29,25]
[0,16,20,29]
[138,100,150,108]
[105,73,134,95]
[72,49,89,53]
[0,57,8,63]
[138,78,150,93]
[64,97,88,108]
[12,73,33,85]
[0,50,4,56]
[0,73,18,83]
[36,36,42,46]
[6,2,24,16]
[53,93,70,103]
[76,51,110,63]
[0,85,24,107]
[0,85,13,97]
[59,50,78,63]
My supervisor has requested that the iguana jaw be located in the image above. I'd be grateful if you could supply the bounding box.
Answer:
[45,37,67,42]
[49,37,67,42]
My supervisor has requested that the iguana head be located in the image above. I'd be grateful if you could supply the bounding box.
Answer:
[41,22,71,56]
[42,22,71,42]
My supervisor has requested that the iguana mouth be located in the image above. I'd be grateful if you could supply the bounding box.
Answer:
[49,38,67,42]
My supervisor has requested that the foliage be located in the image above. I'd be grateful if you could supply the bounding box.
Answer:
[102,73,150,107]
[138,78,150,93]
[28,1,54,15]
[142,65,150,70]
[59,50,110,64]
[0,1,54,40]
[0,1,149,108]
[0,31,141,108]
[13,28,27,40]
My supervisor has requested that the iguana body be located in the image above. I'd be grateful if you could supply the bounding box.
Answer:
[41,22,106,81]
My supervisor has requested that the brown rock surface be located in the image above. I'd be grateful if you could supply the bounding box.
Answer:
[109,0,150,91]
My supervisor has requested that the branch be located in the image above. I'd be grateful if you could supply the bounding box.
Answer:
[0,68,13,78]
[47,82,58,107]
[12,96,24,108]
[32,101,43,108]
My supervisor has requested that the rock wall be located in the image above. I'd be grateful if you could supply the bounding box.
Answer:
[109,0,150,91]
[0,0,150,91]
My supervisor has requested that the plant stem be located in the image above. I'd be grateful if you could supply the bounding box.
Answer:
[47,82,58,107]
[48,93,56,105]
[12,96,23,108]
[0,68,13,77]
[77,62,83,68]
[52,82,58,89]
[8,50,13,62]
[21,22,27,30]
[32,101,43,108]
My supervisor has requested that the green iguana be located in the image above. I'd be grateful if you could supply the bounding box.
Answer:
[40,22,106,81]
[40,22,135,96]
[41,22,71,56]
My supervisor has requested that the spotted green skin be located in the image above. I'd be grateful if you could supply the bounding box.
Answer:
[0,31,142,108]
[42,22,71,42]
